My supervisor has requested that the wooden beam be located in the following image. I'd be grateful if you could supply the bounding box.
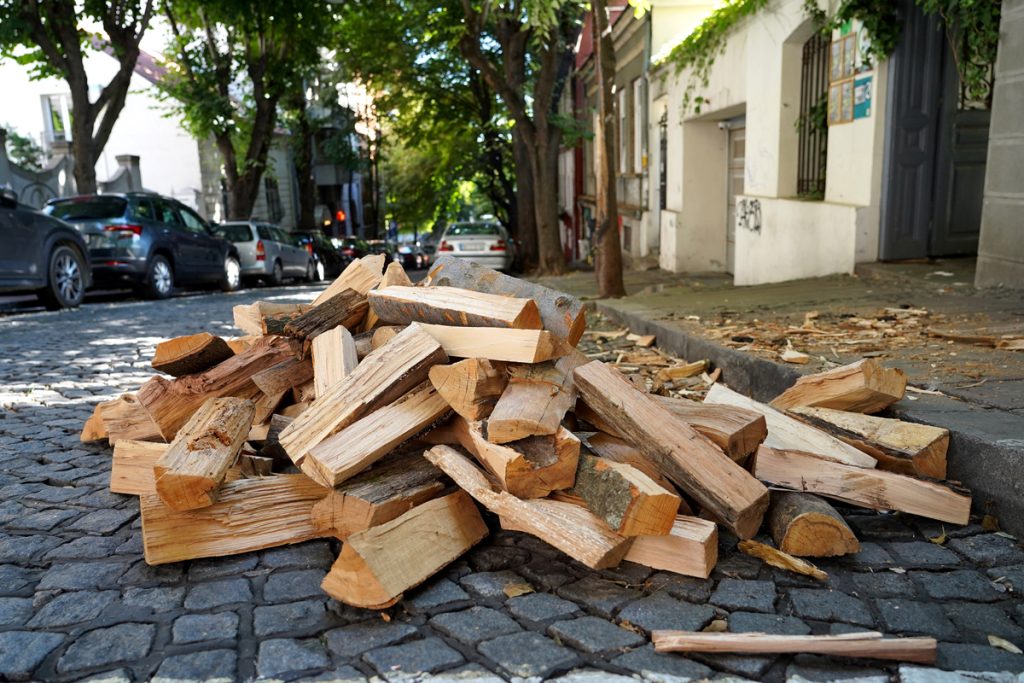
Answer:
[652,631,936,664]
[312,326,358,400]
[141,474,329,565]
[428,358,508,421]
[251,358,314,397]
[571,453,680,536]
[418,324,570,363]
[233,301,311,336]
[768,491,860,557]
[653,396,767,462]
[152,332,234,377]
[788,406,948,479]
[321,489,488,609]
[704,384,877,468]
[368,285,543,330]
[574,361,769,539]
[753,445,971,525]
[153,397,255,511]
[770,359,907,413]
[624,516,718,579]
[486,352,586,443]
[313,254,384,306]
[424,255,586,345]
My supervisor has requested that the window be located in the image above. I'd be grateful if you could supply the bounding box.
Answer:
[797,32,830,198]
[264,177,283,223]
[618,88,628,175]
[658,112,668,211]
[153,199,183,227]
[633,79,644,173]
[42,94,72,144]
[178,205,208,234]
[133,199,155,221]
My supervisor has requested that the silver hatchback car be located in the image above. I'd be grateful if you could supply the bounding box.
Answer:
[437,222,513,272]
[212,222,316,285]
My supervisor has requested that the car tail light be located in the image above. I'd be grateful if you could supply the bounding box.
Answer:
[342,247,355,256]
[256,240,266,261]
[305,242,314,256]
[439,240,454,252]
[489,240,507,252]
[104,224,142,237]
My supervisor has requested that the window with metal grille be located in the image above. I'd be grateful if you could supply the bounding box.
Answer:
[658,112,668,210]
[264,176,283,222]
[797,32,829,199]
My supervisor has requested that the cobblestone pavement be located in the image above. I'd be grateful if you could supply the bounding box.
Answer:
[1,285,1024,682]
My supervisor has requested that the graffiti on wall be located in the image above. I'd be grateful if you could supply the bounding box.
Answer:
[737,197,762,233]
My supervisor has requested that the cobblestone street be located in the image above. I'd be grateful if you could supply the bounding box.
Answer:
[1,286,1023,682]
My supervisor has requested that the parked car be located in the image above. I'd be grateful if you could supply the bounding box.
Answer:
[294,231,347,279]
[0,188,92,309]
[396,243,429,270]
[365,240,401,268]
[212,221,315,285]
[45,192,241,299]
[421,242,437,267]
[437,221,512,272]
[334,236,370,262]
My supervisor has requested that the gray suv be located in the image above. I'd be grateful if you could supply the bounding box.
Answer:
[45,192,241,299]
[212,221,316,285]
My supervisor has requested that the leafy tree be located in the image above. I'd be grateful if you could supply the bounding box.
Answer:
[0,0,155,193]
[2,125,45,171]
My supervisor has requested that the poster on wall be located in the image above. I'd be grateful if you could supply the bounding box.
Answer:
[828,83,842,125]
[853,75,873,119]
[828,33,869,125]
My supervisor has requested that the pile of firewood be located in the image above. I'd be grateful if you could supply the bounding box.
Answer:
[80,254,971,664]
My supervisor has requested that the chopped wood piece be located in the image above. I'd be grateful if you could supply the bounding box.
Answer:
[368,285,543,330]
[352,330,374,359]
[292,380,317,404]
[651,631,937,664]
[153,397,255,511]
[570,453,681,536]
[704,384,877,468]
[371,325,402,349]
[574,361,769,539]
[137,335,296,441]
[111,440,243,495]
[258,414,294,463]
[738,539,829,580]
[309,453,447,537]
[252,390,286,425]
[141,474,329,564]
[233,302,311,335]
[312,326,358,399]
[314,255,384,306]
[486,352,586,443]
[781,348,811,364]
[82,393,164,443]
[251,358,314,397]
[656,360,707,382]
[788,406,948,479]
[653,396,768,462]
[306,382,452,486]
[581,432,677,493]
[768,491,859,557]
[282,288,368,343]
[418,324,570,363]
[425,446,631,568]
[279,401,309,419]
[225,335,259,354]
[770,359,907,413]
[753,445,971,524]
[239,453,274,477]
[424,255,586,344]
[428,358,508,420]
[152,333,234,377]
[624,516,718,578]
[363,261,414,330]
[321,489,487,608]
[628,333,656,347]
[278,323,447,471]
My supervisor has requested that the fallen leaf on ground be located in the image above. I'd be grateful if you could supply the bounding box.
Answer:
[927,529,947,545]
[703,619,728,632]
[502,582,534,598]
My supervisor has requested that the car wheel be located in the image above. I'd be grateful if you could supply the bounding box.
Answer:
[267,259,284,287]
[305,260,317,283]
[39,244,86,310]
[220,255,242,292]
[143,254,174,300]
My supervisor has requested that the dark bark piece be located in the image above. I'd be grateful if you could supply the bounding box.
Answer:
[282,288,368,342]
[152,332,234,377]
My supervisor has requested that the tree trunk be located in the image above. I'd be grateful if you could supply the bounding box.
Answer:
[70,118,98,195]
[592,0,626,298]
[293,99,317,230]
[513,128,538,271]
[531,130,565,275]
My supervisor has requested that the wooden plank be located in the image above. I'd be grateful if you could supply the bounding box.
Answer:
[571,453,680,536]
[363,261,414,331]
[110,440,242,495]
[418,324,570,363]
[312,326,358,399]
[574,361,769,539]
[153,397,255,511]
[305,382,452,486]
[141,474,329,565]
[753,446,971,525]
[320,489,488,609]
[278,323,447,471]
[251,358,314,397]
[624,516,718,579]
[486,352,586,443]
[368,285,543,330]
[653,396,767,462]
[788,406,948,479]
[704,384,877,468]
[770,359,907,413]
[232,301,311,336]
[282,288,368,342]
[651,631,937,664]
[152,332,234,377]
[313,255,384,306]
[768,491,860,557]
[424,255,586,345]
[428,358,508,421]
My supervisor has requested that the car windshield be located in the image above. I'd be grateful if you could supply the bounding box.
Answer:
[446,223,500,236]
[48,197,127,220]
[212,224,254,242]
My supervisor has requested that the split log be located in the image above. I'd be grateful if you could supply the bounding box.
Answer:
[371,325,402,349]
[305,382,451,486]
[656,360,707,382]
[788,406,948,479]
[82,393,164,443]
[753,445,971,525]
[768,491,860,557]
[738,539,829,581]
[624,516,718,579]
[238,453,274,477]
[252,390,286,425]
[309,453,447,537]
[292,381,317,404]
[225,335,259,354]
[321,489,488,608]
[153,397,255,511]
[770,358,907,413]
[574,361,769,539]
[424,255,586,345]
[651,631,937,664]
[428,358,508,420]
[282,288,368,344]
[486,352,586,443]
[152,332,234,377]
[653,396,767,462]
[137,335,295,441]
[581,432,677,493]
[279,401,309,419]
[312,326,358,399]
[110,440,243,495]
[233,301,311,336]
[258,414,294,464]
[363,261,413,331]
[571,453,680,536]
[251,358,314,397]
[704,384,877,468]
[278,323,447,471]
[368,285,542,330]
[418,324,570,363]
[353,330,374,359]
[313,254,384,306]
[424,445,630,569]
[141,474,329,564]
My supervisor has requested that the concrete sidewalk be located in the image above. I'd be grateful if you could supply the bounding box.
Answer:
[535,257,1024,536]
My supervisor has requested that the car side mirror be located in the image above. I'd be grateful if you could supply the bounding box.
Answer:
[0,187,17,208]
